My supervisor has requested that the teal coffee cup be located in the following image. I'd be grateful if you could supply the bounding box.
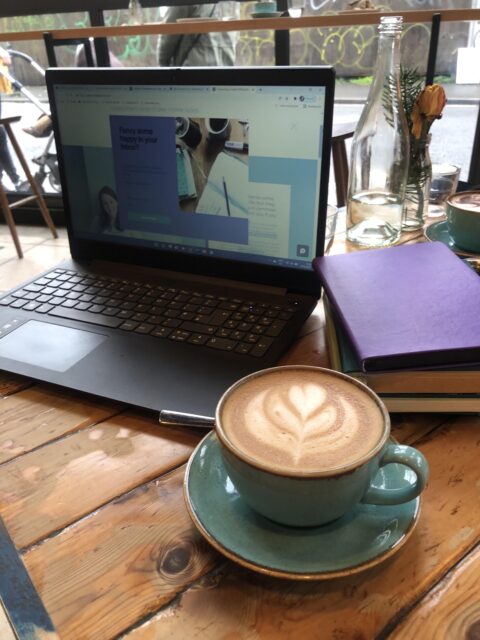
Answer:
[446,191,480,253]
[215,366,429,527]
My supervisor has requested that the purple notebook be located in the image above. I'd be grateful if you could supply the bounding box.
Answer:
[313,242,480,372]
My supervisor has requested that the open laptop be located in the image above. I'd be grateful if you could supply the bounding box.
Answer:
[0,66,335,416]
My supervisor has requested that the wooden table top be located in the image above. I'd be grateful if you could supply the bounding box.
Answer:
[0,225,479,639]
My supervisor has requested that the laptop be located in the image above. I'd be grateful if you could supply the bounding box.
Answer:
[0,66,335,417]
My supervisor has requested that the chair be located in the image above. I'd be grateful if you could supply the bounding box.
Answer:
[0,115,57,258]
[43,32,95,68]
[331,121,355,208]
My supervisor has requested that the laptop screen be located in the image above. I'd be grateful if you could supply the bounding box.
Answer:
[49,67,333,276]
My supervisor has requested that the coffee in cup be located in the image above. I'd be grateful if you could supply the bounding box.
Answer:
[446,191,480,253]
[215,366,429,527]
[221,366,383,473]
[206,118,231,142]
[176,117,202,149]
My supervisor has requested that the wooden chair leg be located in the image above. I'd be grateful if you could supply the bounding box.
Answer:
[4,123,58,239]
[0,183,23,259]
[332,139,349,208]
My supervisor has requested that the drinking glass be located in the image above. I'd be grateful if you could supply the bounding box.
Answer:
[324,204,338,254]
[428,164,460,218]
[287,0,306,17]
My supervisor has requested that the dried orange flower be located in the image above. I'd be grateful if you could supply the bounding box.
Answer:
[411,83,447,139]
[417,84,447,118]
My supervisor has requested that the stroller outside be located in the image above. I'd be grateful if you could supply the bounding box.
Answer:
[0,47,60,193]
[0,41,122,193]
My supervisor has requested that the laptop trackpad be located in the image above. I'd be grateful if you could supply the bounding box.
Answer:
[0,320,107,372]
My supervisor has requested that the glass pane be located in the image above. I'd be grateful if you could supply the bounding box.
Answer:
[103,6,164,68]
[1,37,57,194]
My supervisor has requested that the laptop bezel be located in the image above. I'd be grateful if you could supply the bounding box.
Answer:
[46,65,335,297]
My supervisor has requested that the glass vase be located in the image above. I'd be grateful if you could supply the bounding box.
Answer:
[402,135,432,230]
[346,15,409,248]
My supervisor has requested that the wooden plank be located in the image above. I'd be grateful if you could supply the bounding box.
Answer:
[0,414,200,549]
[22,467,218,640]
[279,324,329,368]
[389,545,480,639]
[390,413,447,446]
[121,416,480,640]
[278,302,332,366]
[3,8,480,42]
[0,385,120,464]
[0,371,32,398]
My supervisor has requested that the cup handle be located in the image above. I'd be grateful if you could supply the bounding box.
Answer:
[361,443,429,505]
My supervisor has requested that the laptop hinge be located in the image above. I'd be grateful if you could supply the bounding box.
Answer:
[88,259,288,297]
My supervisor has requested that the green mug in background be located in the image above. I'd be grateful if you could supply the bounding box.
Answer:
[251,0,278,14]
[446,191,480,253]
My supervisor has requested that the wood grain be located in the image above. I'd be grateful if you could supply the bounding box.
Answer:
[277,303,330,368]
[121,416,480,640]
[23,467,218,640]
[0,413,200,549]
[0,385,120,464]
[390,413,447,445]
[389,545,480,639]
[279,325,329,368]
[0,371,32,397]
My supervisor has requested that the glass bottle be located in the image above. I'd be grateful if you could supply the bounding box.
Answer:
[346,15,409,247]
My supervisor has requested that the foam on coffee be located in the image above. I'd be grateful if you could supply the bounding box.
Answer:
[220,368,385,473]
[449,191,480,212]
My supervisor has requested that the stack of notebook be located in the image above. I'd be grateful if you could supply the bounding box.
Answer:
[313,242,480,413]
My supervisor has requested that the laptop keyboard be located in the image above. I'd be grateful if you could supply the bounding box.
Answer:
[0,268,302,358]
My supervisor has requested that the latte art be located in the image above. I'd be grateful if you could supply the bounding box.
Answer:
[220,368,385,473]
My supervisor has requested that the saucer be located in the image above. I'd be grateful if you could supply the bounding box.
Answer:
[250,10,283,17]
[424,220,479,257]
[184,432,421,580]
